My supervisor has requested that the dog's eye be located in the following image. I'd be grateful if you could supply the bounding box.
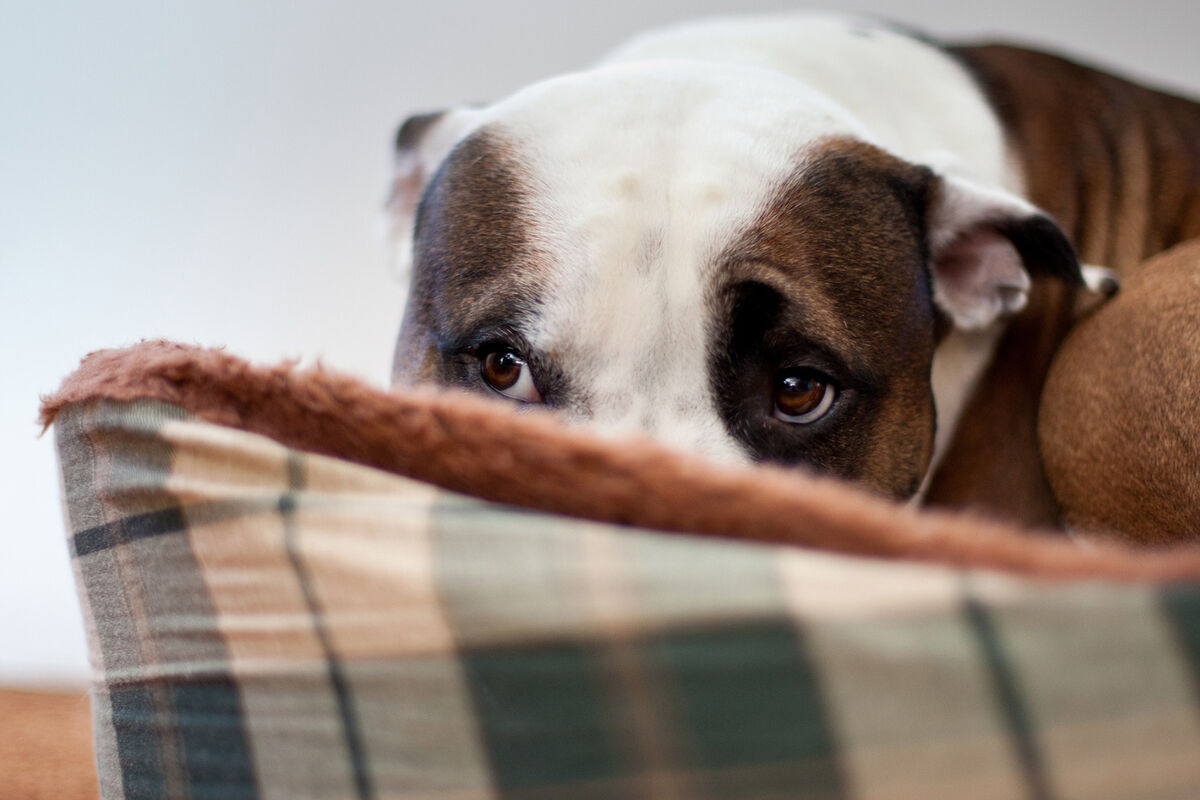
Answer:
[773,370,836,424]
[480,348,541,403]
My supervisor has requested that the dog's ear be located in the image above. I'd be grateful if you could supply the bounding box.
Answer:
[386,108,478,273]
[925,172,1082,330]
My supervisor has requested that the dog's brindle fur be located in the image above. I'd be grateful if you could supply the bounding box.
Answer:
[392,18,1200,524]
[927,45,1200,525]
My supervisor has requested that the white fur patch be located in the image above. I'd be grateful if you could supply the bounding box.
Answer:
[921,326,1003,498]
[603,13,1017,192]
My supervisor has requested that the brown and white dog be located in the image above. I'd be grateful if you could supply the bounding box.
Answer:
[387,13,1200,533]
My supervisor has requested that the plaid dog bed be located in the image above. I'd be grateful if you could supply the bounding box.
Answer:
[46,343,1200,799]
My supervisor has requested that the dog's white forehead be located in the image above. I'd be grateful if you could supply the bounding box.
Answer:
[470,62,871,450]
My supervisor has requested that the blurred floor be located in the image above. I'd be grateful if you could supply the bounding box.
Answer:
[0,688,97,800]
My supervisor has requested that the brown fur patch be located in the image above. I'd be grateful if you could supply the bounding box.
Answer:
[929,45,1200,524]
[39,340,1200,580]
[955,44,1200,272]
[393,126,549,384]
[925,278,1078,526]
[713,137,936,497]
[1040,239,1200,543]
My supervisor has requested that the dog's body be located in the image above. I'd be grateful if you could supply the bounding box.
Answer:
[922,43,1200,530]
[1039,239,1200,543]
[389,13,1200,531]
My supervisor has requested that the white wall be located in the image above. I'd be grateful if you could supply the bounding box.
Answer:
[3,0,1197,686]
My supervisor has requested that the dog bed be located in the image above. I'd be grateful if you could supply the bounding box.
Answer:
[42,340,1200,799]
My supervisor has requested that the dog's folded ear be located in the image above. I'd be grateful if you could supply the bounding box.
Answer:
[925,173,1082,330]
[386,108,479,273]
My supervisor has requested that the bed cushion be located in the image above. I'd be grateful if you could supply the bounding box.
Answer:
[43,342,1200,799]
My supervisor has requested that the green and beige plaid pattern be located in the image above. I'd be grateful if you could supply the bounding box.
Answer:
[56,398,1200,800]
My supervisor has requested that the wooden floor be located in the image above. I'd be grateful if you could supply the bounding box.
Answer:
[0,688,98,800]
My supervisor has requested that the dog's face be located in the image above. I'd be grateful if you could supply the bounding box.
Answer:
[390,62,1079,499]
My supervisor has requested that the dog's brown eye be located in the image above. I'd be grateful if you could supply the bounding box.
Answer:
[481,349,541,403]
[773,371,835,424]
[482,350,522,389]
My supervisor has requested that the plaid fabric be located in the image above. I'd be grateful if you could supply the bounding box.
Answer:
[55,398,1200,800]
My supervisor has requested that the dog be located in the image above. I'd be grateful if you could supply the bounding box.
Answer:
[387,13,1200,530]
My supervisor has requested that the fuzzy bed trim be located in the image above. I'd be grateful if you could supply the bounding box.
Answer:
[40,340,1200,581]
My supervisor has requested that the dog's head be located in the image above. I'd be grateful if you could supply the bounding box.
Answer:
[389,61,1079,499]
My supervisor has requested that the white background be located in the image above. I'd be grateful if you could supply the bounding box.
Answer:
[3,0,1198,686]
